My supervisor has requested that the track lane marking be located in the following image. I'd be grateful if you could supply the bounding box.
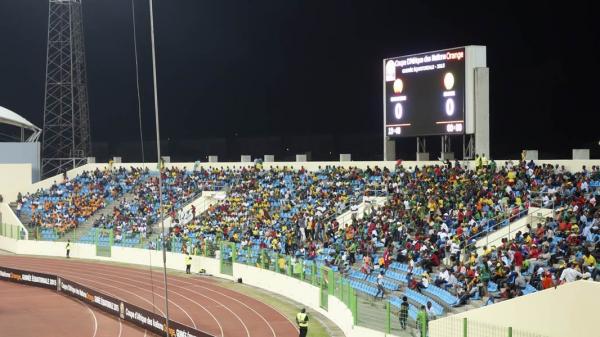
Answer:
[12,261,218,337]
[5,257,301,336]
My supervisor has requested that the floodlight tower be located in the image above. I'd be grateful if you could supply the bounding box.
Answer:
[42,0,91,178]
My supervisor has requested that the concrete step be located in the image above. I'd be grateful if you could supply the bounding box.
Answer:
[58,189,139,242]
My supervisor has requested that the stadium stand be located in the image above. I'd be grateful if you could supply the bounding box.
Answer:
[12,160,600,321]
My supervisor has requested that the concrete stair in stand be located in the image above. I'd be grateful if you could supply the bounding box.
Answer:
[58,189,139,242]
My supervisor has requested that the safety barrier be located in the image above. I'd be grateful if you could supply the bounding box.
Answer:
[430,317,546,337]
[0,222,24,240]
[0,265,213,337]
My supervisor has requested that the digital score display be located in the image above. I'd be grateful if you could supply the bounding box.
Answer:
[384,48,466,137]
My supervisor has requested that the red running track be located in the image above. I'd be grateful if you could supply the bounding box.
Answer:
[0,279,147,337]
[0,256,299,337]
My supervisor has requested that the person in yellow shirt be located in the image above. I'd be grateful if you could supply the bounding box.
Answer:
[469,252,476,265]
[296,308,309,337]
[571,223,580,234]
[481,153,489,168]
[475,154,482,170]
[185,253,192,274]
[583,250,597,279]
[507,170,517,185]
[278,255,287,272]
[483,245,492,256]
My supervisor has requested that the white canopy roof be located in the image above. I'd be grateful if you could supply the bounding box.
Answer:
[0,106,39,131]
[0,106,41,142]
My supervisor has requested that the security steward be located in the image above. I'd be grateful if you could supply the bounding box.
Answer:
[66,239,71,258]
[185,253,192,274]
[296,308,309,337]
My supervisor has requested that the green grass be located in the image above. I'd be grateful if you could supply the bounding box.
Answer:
[216,280,332,337]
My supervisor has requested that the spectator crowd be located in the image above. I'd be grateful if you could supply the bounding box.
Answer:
[14,160,600,316]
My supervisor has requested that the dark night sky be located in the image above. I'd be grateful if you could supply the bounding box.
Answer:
[0,0,598,161]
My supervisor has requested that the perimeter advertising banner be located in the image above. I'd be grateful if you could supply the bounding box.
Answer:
[0,266,57,289]
[57,277,121,317]
[122,301,212,337]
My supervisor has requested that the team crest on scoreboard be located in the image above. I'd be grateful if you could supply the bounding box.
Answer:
[385,60,396,82]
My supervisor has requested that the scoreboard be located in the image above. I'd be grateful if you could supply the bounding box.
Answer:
[384,47,485,138]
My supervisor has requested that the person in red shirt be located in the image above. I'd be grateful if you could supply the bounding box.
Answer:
[456,225,464,238]
[535,223,545,239]
[466,266,476,279]
[368,222,376,236]
[541,272,554,289]
[430,252,440,267]
[383,247,392,269]
[457,210,464,224]
[558,221,570,232]
[414,241,422,252]
[529,244,540,259]
[513,248,524,272]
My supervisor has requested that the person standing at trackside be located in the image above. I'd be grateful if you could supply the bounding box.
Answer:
[399,296,409,330]
[66,239,71,258]
[416,305,429,337]
[296,308,309,337]
[185,253,192,274]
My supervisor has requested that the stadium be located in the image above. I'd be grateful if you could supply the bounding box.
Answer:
[1,2,599,337]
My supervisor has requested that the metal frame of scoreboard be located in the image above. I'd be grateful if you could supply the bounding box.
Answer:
[382,45,489,161]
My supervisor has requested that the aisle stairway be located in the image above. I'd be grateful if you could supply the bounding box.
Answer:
[57,189,139,242]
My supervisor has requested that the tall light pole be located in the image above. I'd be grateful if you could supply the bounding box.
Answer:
[148,0,170,335]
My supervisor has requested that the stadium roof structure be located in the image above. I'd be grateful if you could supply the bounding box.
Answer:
[0,105,41,142]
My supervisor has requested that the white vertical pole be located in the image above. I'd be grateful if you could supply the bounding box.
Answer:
[382,59,387,160]
[148,0,170,335]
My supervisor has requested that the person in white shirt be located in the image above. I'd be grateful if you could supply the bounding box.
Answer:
[447,273,460,294]
[438,230,449,243]
[582,224,594,242]
[16,201,23,217]
[426,301,436,320]
[542,195,551,207]
[435,268,450,287]
[581,180,589,192]
[450,241,460,256]
[559,263,589,283]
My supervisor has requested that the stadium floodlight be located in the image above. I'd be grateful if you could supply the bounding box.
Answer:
[41,0,91,178]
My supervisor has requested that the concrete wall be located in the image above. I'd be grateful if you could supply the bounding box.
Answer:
[0,203,28,239]
[0,142,41,182]
[0,163,32,202]
[430,280,600,337]
[0,237,391,337]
